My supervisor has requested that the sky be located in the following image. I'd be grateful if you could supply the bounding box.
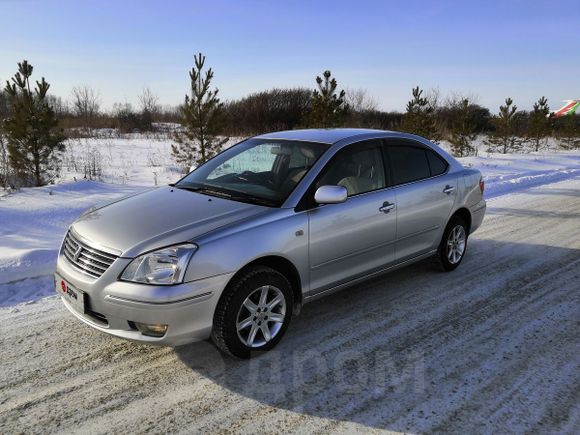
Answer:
[1,0,579,112]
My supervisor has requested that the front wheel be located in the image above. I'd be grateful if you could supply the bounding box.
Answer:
[437,216,468,272]
[211,266,293,358]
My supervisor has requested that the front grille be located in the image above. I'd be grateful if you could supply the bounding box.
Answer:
[62,231,118,278]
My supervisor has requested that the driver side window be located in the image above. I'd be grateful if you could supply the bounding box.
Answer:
[317,141,386,197]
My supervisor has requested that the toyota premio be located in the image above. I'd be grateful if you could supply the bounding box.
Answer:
[55,129,486,358]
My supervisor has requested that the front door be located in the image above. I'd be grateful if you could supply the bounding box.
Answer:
[307,140,397,293]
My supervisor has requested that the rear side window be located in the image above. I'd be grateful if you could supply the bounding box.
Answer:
[426,149,448,176]
[387,145,431,185]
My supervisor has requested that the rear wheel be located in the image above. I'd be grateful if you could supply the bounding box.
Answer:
[437,216,468,271]
[211,266,293,358]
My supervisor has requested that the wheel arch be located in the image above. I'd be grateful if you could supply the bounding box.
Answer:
[451,207,472,233]
[223,255,303,315]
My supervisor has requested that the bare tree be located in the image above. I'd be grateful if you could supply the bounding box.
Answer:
[137,87,160,131]
[46,95,69,118]
[345,88,378,112]
[223,87,311,135]
[426,87,441,110]
[138,87,160,116]
[71,85,101,129]
[0,79,8,186]
[0,133,10,187]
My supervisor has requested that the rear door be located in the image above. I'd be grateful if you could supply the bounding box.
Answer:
[307,140,397,293]
[384,140,457,262]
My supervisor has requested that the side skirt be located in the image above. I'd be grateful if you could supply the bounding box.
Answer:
[303,249,437,304]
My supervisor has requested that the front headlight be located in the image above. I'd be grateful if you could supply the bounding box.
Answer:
[120,243,197,285]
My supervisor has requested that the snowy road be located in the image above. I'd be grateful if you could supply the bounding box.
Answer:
[1,177,579,434]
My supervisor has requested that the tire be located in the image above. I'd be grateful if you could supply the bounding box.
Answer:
[211,266,293,359]
[437,216,468,272]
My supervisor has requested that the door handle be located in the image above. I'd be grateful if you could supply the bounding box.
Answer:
[379,202,395,213]
[443,185,455,194]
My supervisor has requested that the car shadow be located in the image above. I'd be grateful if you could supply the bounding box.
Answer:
[487,206,580,220]
[174,238,580,432]
[523,187,580,198]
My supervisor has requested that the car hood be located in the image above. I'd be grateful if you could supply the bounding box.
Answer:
[71,186,268,257]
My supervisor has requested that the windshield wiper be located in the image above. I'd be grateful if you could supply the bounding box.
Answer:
[175,185,232,198]
[227,192,278,207]
[175,184,277,207]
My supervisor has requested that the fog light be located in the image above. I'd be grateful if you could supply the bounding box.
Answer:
[135,322,168,337]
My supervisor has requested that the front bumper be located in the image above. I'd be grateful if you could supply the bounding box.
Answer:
[55,252,234,346]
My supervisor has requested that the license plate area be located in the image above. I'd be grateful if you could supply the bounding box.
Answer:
[56,275,86,314]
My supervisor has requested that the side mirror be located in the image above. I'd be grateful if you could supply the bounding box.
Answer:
[314,185,347,205]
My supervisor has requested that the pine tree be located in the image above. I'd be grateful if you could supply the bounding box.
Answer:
[401,86,441,142]
[172,53,227,169]
[0,85,10,120]
[448,98,477,157]
[3,60,65,186]
[485,98,522,154]
[309,70,348,128]
[527,96,550,152]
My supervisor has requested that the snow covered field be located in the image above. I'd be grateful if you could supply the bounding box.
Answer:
[1,176,578,433]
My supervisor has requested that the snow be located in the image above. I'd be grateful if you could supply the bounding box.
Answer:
[1,132,579,307]
[1,176,579,433]
[457,150,580,198]
[59,134,239,186]
[0,182,146,306]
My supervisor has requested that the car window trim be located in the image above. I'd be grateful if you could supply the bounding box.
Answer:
[379,142,394,188]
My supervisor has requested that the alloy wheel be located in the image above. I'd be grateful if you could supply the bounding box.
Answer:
[447,225,466,264]
[236,285,286,348]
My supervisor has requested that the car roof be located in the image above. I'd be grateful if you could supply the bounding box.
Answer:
[254,128,396,145]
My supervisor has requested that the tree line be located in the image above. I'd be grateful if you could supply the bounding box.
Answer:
[1,55,579,187]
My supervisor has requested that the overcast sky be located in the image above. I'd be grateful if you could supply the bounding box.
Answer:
[1,0,578,112]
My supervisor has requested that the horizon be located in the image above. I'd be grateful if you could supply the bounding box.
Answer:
[1,0,579,112]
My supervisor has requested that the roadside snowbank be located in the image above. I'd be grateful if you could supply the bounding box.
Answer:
[460,151,580,198]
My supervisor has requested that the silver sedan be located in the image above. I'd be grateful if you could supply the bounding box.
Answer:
[55,129,486,358]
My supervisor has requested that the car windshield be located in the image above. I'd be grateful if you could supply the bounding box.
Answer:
[176,139,329,207]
